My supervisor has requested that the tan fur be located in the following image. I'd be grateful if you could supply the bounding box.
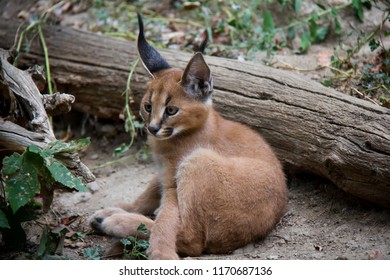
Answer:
[90,56,287,260]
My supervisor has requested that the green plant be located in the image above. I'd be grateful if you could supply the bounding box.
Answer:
[86,1,371,63]
[120,223,150,260]
[0,139,89,250]
[87,1,374,58]
[324,6,390,107]
[31,226,68,259]
[360,45,390,104]
[14,1,67,95]
[83,246,103,260]
[113,58,143,158]
[191,0,371,58]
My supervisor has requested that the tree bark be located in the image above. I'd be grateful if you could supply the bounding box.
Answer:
[0,18,389,208]
[0,48,95,185]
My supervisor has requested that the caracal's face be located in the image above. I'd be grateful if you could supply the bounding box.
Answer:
[140,69,210,140]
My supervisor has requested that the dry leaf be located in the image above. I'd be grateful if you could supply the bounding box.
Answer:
[316,50,333,67]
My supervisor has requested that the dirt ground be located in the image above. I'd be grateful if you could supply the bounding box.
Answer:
[1,0,389,260]
[33,128,389,260]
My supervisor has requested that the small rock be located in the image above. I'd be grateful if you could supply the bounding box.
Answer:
[100,124,116,137]
[368,250,382,260]
[87,181,100,193]
[89,154,99,160]
[73,192,92,203]
[267,255,279,260]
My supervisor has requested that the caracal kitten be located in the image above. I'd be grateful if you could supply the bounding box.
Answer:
[89,14,287,260]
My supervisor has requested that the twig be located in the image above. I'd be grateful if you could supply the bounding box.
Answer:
[351,87,380,106]
[325,65,353,77]
[148,16,202,28]
[272,59,325,72]
[90,154,135,171]
[104,32,137,40]
[41,0,66,22]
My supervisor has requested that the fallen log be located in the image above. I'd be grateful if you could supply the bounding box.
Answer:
[0,18,389,208]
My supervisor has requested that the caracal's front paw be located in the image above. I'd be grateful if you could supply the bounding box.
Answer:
[89,207,135,238]
[89,207,125,232]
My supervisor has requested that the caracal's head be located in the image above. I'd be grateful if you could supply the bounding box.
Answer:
[137,13,213,140]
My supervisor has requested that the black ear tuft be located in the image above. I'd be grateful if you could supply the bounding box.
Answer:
[137,13,171,78]
[193,30,208,53]
[180,52,213,102]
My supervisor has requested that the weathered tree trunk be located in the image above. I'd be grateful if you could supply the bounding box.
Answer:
[0,49,95,185]
[0,18,389,208]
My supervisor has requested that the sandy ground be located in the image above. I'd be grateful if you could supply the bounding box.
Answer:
[42,133,389,260]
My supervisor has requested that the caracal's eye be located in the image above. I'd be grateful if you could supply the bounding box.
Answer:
[165,106,179,116]
[144,103,152,113]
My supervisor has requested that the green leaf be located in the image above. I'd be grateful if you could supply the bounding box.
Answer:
[120,238,133,246]
[51,226,70,235]
[113,143,129,158]
[137,223,149,235]
[133,120,144,129]
[1,152,22,176]
[136,240,150,250]
[299,29,310,54]
[2,143,88,214]
[3,150,41,213]
[45,159,87,192]
[352,0,364,22]
[333,15,342,35]
[309,18,317,42]
[70,231,86,240]
[369,39,380,52]
[124,116,133,133]
[361,0,372,9]
[36,227,50,257]
[321,79,333,87]
[294,0,301,13]
[262,9,275,33]
[227,17,237,28]
[315,24,330,43]
[316,3,326,10]
[45,138,90,155]
[0,209,10,229]
[83,247,101,260]
[5,168,40,213]
[287,26,295,41]
[311,11,319,21]
[35,226,65,258]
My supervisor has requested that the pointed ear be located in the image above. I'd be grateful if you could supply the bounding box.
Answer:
[137,13,171,78]
[180,52,213,101]
[193,30,208,53]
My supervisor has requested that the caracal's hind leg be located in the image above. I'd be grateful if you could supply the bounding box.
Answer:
[175,148,286,256]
